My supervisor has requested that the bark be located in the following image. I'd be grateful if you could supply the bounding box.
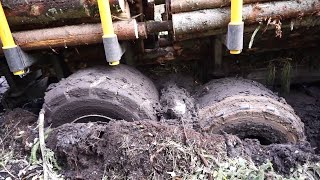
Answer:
[1,0,130,28]
[170,0,282,13]
[172,0,320,40]
[0,20,145,54]
[175,16,320,41]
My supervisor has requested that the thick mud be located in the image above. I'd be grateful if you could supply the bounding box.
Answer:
[47,121,230,179]
[1,105,320,179]
[195,78,305,144]
[1,75,320,179]
[284,85,320,154]
[46,121,318,179]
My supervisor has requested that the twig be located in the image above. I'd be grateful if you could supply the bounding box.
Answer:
[180,118,188,145]
[150,146,166,164]
[38,110,48,179]
[0,162,18,179]
[249,24,261,49]
[196,150,213,180]
[0,120,22,146]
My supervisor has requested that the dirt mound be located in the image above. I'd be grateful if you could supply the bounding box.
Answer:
[47,121,319,179]
[0,109,38,154]
[284,85,320,154]
[0,109,319,179]
[244,139,320,173]
[47,121,232,179]
[0,109,39,179]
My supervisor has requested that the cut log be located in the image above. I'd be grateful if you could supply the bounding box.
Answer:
[1,0,130,29]
[172,0,320,40]
[175,16,320,41]
[170,0,282,13]
[0,20,177,54]
[0,20,145,54]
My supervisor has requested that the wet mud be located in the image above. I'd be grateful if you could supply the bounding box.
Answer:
[1,76,320,179]
[284,85,320,154]
[46,121,318,179]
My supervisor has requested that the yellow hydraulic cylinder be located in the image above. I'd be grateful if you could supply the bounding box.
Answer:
[227,0,244,55]
[97,0,123,66]
[0,2,27,75]
[0,1,16,49]
[97,0,115,36]
[231,0,243,25]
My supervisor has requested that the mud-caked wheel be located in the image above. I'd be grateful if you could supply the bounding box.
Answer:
[195,78,305,144]
[43,65,159,127]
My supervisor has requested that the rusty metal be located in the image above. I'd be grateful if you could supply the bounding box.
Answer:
[138,22,148,38]
[146,21,173,34]
[0,20,147,54]
[1,0,129,28]
[170,0,282,13]
[172,0,320,40]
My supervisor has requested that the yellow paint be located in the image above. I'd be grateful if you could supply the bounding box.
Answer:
[0,1,16,48]
[13,70,25,76]
[230,50,241,54]
[109,61,120,66]
[97,0,115,36]
[230,0,243,23]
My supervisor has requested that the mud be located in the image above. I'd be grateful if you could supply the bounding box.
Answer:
[244,139,320,173]
[159,83,197,126]
[46,121,231,179]
[195,78,282,108]
[0,109,38,154]
[284,85,320,154]
[1,75,320,179]
[0,109,39,179]
[1,108,320,179]
[195,78,305,144]
[46,121,319,179]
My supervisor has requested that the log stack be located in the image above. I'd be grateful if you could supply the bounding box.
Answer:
[169,0,320,40]
[0,0,319,54]
[1,0,131,29]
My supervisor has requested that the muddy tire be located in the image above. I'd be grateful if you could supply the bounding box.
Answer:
[43,65,159,127]
[195,78,305,144]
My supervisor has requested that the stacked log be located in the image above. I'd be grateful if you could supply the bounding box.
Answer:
[1,0,130,29]
[0,20,176,54]
[171,0,320,40]
[170,0,282,13]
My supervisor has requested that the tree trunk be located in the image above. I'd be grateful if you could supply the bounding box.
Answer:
[172,0,320,40]
[1,0,130,30]
[170,0,282,13]
[0,20,145,54]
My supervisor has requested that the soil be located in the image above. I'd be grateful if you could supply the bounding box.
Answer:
[0,109,39,179]
[284,85,320,154]
[1,100,320,179]
[47,121,319,179]
[159,82,198,129]
[46,121,231,179]
[244,139,320,173]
